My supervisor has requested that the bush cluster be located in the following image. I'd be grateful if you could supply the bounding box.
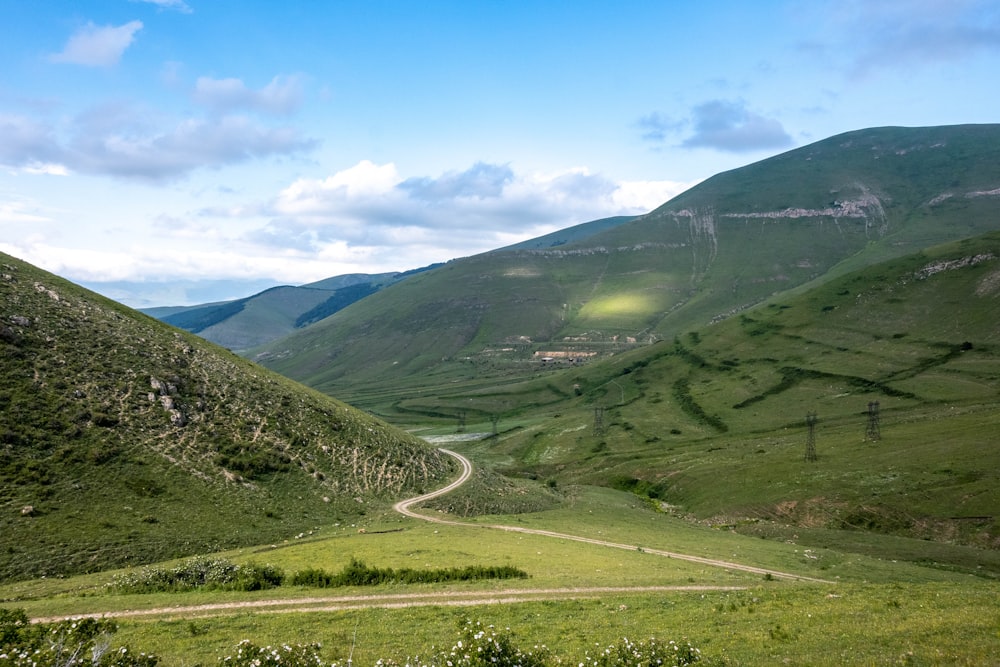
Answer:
[671,378,727,433]
[580,636,702,667]
[341,620,706,667]
[0,608,157,667]
[380,619,550,667]
[109,557,527,595]
[108,558,284,594]
[219,640,326,667]
[290,559,528,588]
[5,612,711,667]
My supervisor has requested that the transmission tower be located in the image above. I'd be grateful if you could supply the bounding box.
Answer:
[804,412,818,462]
[593,406,605,436]
[865,401,881,442]
[456,410,467,433]
[490,413,500,438]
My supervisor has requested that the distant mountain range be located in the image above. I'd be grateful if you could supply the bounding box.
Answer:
[141,267,442,352]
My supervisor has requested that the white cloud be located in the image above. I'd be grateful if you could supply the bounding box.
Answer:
[0,108,317,182]
[0,114,62,167]
[400,162,513,200]
[0,200,51,224]
[23,163,69,176]
[277,160,400,213]
[70,114,317,181]
[264,161,687,254]
[612,179,694,211]
[637,112,684,142]
[193,75,306,115]
[50,21,143,67]
[800,0,1000,76]
[681,100,793,153]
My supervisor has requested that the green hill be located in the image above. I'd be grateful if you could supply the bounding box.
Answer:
[0,253,452,582]
[143,273,405,353]
[440,232,1000,556]
[251,125,1000,400]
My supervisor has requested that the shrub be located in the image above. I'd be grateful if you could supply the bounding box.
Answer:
[109,558,284,594]
[219,640,325,667]
[371,619,548,667]
[581,636,702,667]
[288,567,336,588]
[359,620,708,667]
[289,559,528,588]
[0,609,158,667]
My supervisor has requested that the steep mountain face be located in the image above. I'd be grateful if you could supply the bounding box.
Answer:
[251,125,1000,396]
[599,124,1000,330]
[0,253,452,581]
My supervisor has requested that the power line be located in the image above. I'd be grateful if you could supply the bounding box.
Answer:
[865,401,881,442]
[804,412,818,462]
[593,406,605,436]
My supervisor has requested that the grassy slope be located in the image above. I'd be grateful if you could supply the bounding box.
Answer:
[0,253,453,582]
[591,124,1000,334]
[398,233,1000,555]
[194,286,336,351]
[252,125,1000,397]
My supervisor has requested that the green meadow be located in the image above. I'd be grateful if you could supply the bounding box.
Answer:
[4,484,998,666]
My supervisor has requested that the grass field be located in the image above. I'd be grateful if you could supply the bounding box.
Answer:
[4,483,998,666]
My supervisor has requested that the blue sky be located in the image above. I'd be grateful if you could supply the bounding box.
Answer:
[2,0,999,307]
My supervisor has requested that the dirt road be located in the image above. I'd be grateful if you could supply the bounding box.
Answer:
[401,449,834,584]
[35,447,831,623]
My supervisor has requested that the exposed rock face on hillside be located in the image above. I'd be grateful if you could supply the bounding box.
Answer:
[0,253,452,581]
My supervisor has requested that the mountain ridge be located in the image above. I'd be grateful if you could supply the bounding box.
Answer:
[249,124,1000,397]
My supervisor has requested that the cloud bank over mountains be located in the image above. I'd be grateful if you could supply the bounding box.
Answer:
[3,155,689,307]
[262,160,687,251]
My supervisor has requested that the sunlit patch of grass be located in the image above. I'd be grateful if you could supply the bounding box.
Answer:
[578,293,657,319]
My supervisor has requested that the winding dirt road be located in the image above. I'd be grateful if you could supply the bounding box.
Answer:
[34,447,831,623]
[401,449,833,584]
[393,448,474,518]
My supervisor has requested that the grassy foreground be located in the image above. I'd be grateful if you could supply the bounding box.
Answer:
[106,584,999,666]
[3,485,998,665]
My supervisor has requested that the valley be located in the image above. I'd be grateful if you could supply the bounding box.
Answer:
[3,125,1000,665]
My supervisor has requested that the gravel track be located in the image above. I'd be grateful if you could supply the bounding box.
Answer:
[35,447,831,623]
[402,449,834,585]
